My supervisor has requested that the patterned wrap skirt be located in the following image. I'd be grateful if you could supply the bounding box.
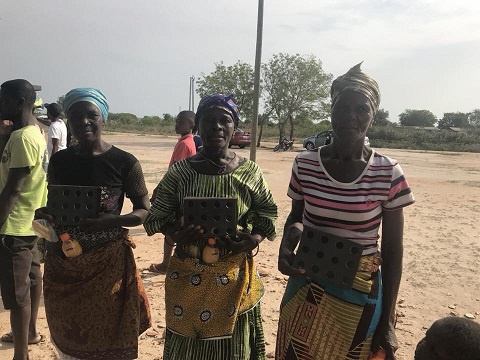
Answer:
[163,251,266,360]
[276,254,382,360]
[43,231,151,359]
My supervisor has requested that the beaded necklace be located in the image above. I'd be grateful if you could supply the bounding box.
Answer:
[198,151,237,174]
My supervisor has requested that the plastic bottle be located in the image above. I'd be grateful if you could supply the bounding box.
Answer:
[202,237,220,264]
[60,232,83,258]
[369,349,386,360]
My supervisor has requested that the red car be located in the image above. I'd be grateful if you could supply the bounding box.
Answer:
[229,128,251,148]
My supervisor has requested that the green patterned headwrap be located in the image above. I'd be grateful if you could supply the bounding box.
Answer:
[331,62,380,114]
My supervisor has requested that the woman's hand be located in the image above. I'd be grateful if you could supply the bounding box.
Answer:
[218,232,259,255]
[371,323,398,360]
[169,224,204,246]
[34,207,55,224]
[82,213,119,232]
[278,225,306,277]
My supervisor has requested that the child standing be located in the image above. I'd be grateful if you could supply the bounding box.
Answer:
[148,111,196,274]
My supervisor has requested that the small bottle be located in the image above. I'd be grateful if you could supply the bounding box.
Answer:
[369,349,386,360]
[202,237,220,264]
[60,232,83,258]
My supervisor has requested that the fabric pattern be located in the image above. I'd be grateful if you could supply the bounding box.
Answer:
[165,252,264,339]
[0,125,47,235]
[44,232,151,359]
[276,256,383,360]
[194,93,240,129]
[330,62,381,113]
[288,148,414,255]
[47,146,148,254]
[144,157,277,359]
[145,159,277,240]
[164,305,265,360]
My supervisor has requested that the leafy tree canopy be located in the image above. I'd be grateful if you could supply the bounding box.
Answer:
[373,108,393,127]
[399,109,437,127]
[437,112,469,129]
[196,61,255,122]
[109,113,138,124]
[468,109,480,128]
[262,53,332,139]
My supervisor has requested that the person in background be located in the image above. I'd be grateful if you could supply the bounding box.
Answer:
[144,93,277,359]
[148,110,197,274]
[0,79,48,360]
[415,317,480,360]
[193,129,203,151]
[37,103,68,158]
[36,88,151,359]
[276,64,414,360]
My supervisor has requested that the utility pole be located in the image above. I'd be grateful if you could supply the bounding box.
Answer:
[188,76,195,111]
[249,0,264,162]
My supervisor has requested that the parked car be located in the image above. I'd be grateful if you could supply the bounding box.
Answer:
[303,130,370,150]
[229,128,251,148]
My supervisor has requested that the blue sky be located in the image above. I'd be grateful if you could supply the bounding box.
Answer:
[1,0,479,122]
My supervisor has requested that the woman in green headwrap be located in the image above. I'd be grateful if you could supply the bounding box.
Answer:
[275,64,414,360]
[36,88,151,359]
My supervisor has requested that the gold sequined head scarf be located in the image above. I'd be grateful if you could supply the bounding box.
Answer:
[331,62,380,114]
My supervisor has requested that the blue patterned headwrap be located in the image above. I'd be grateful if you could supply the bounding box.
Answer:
[195,93,240,129]
[63,88,109,121]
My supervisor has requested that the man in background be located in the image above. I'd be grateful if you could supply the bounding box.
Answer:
[0,79,48,360]
[37,102,67,158]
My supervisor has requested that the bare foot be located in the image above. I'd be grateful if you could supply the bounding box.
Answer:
[148,263,168,274]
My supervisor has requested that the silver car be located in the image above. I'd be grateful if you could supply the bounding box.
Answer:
[303,130,370,150]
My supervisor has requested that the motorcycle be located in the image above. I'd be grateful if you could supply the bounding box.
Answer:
[273,137,294,151]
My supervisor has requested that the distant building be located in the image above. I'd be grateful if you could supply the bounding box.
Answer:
[447,127,466,133]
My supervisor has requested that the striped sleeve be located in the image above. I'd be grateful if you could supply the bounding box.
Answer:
[382,163,415,211]
[143,167,180,236]
[287,156,304,200]
[247,167,277,241]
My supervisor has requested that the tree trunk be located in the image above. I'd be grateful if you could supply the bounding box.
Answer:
[257,123,263,147]
[278,122,286,144]
[289,115,295,141]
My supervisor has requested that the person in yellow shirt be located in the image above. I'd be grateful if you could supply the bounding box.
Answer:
[0,79,48,360]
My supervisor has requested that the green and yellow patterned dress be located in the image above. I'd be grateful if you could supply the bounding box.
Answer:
[144,158,277,360]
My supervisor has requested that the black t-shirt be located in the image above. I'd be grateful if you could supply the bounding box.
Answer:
[47,145,148,254]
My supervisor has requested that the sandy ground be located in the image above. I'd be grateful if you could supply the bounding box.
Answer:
[1,133,479,359]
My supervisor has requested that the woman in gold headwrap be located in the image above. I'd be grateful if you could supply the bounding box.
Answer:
[275,63,414,360]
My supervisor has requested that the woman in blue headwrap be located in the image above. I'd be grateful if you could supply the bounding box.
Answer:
[144,93,277,360]
[36,88,151,359]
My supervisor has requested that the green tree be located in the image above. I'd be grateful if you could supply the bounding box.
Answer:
[399,109,437,127]
[437,112,469,129]
[196,61,255,122]
[108,113,138,125]
[468,109,480,128]
[56,95,65,110]
[140,115,162,127]
[373,108,392,127]
[262,53,332,142]
[162,113,175,124]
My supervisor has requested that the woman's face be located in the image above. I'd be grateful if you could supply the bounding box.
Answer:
[67,101,103,144]
[198,108,235,151]
[331,90,373,143]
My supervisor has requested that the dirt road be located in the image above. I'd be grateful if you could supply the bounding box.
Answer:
[1,133,479,359]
